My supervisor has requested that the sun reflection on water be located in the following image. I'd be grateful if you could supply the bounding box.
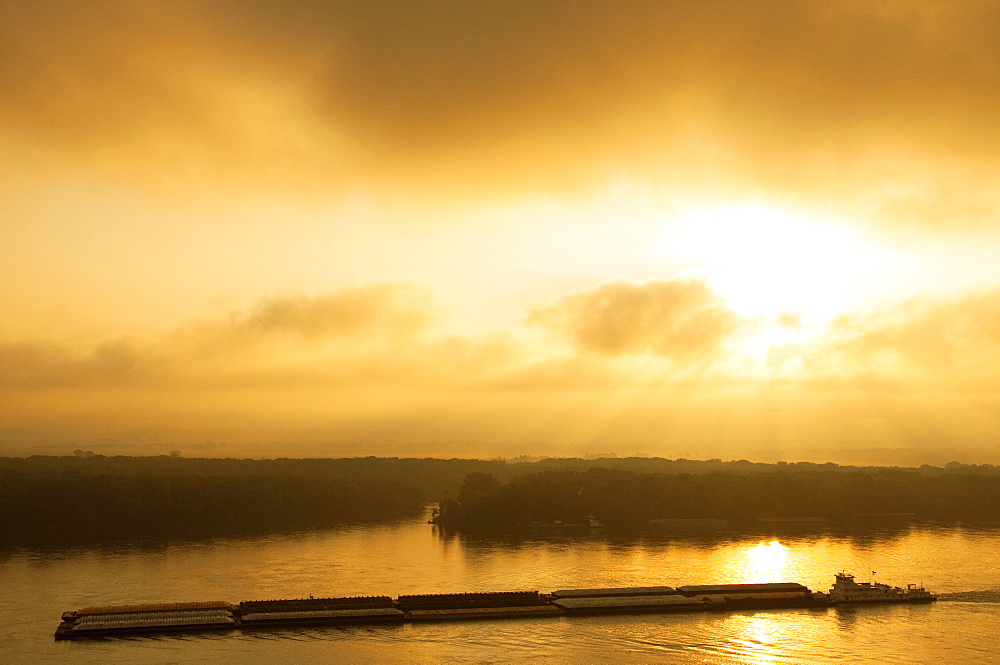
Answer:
[719,611,827,665]
[743,540,790,582]
[723,614,784,664]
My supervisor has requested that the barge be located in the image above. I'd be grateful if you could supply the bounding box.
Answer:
[55,601,236,639]
[54,573,935,640]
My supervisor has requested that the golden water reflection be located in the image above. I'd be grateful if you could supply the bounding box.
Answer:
[738,540,790,583]
[4,518,998,664]
[719,611,824,665]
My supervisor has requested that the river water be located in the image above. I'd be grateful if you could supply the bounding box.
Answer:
[3,510,999,664]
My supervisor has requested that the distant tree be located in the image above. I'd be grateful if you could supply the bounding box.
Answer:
[459,472,502,496]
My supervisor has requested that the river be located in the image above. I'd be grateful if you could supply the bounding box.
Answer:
[3,510,999,663]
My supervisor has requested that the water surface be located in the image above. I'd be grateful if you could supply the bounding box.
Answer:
[4,513,998,663]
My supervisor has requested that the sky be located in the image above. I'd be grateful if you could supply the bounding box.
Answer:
[3,1,1000,463]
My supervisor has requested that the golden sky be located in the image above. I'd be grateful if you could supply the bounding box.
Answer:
[3,1,1000,462]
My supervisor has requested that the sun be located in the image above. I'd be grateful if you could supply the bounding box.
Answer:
[662,203,887,323]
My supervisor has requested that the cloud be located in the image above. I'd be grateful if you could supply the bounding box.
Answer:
[819,289,1000,384]
[0,1,350,195]
[0,284,440,389]
[4,282,1000,459]
[194,284,436,347]
[0,283,550,395]
[0,278,739,394]
[4,0,1000,218]
[0,339,154,389]
[529,280,738,360]
[5,281,998,396]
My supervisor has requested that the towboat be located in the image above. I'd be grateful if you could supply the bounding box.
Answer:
[828,571,936,603]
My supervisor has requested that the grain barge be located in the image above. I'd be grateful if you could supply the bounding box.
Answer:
[54,574,935,640]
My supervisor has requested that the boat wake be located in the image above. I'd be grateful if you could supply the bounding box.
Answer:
[936,590,1000,603]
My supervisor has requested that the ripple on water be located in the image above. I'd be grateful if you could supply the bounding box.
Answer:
[937,590,1000,603]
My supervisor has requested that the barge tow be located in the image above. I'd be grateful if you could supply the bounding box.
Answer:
[54,573,936,640]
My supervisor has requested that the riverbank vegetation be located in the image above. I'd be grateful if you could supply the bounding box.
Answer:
[436,465,1000,530]
[2,455,999,543]
[0,456,425,544]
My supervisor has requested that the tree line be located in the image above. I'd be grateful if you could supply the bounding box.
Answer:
[3,454,999,543]
[437,466,1000,530]
[0,456,425,544]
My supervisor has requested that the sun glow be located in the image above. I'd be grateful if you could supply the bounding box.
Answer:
[745,540,790,582]
[663,204,889,323]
